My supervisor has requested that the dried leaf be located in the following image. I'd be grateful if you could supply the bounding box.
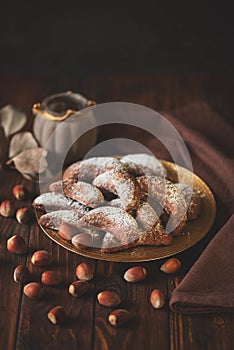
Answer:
[0,126,8,164]
[10,148,48,174]
[0,105,26,137]
[9,131,38,158]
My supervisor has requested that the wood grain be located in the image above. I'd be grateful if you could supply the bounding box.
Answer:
[0,169,34,350]
[16,223,96,350]
[0,73,234,350]
[93,261,169,350]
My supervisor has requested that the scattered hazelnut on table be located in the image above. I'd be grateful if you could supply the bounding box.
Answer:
[24,282,44,300]
[58,223,77,240]
[75,263,93,281]
[0,200,15,217]
[13,185,27,200]
[108,309,130,326]
[68,280,89,297]
[7,235,27,254]
[47,306,66,325]
[97,291,121,307]
[150,289,165,309]
[123,266,147,283]
[41,270,62,286]
[13,265,30,283]
[31,250,52,267]
[16,208,32,224]
[160,258,181,274]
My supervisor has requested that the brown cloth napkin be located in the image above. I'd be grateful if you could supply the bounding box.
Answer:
[169,214,234,313]
[162,103,234,227]
[163,103,234,313]
[99,102,234,313]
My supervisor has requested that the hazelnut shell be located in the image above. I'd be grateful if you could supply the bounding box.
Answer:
[24,282,43,299]
[31,250,52,266]
[47,306,66,325]
[75,263,93,281]
[97,291,121,307]
[7,235,27,254]
[14,265,30,283]
[123,266,147,283]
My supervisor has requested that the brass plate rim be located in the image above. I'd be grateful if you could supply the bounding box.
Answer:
[36,160,216,262]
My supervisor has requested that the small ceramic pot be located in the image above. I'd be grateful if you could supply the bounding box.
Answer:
[32,91,97,166]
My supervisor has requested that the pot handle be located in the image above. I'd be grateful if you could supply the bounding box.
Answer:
[87,100,96,106]
[32,100,96,121]
[32,103,77,121]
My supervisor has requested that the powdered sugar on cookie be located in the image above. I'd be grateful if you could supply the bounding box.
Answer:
[121,153,166,177]
[93,169,140,211]
[80,206,140,245]
[39,210,81,230]
[137,176,187,235]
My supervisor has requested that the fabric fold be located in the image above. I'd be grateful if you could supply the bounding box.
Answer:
[170,215,234,313]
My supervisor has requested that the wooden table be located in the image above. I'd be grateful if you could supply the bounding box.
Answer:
[0,73,233,350]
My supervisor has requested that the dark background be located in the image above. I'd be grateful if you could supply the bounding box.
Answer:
[1,1,234,76]
[0,3,234,349]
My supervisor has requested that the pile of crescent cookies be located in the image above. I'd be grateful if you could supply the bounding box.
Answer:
[33,154,202,253]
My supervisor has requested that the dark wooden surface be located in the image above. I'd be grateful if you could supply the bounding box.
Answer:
[0,73,234,350]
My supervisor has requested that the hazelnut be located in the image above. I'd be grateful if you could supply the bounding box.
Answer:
[160,258,181,274]
[16,208,31,224]
[47,306,66,325]
[58,223,77,240]
[7,235,27,254]
[68,280,89,297]
[72,233,92,249]
[75,263,93,281]
[31,250,52,266]
[97,291,121,307]
[108,309,130,326]
[24,282,43,300]
[0,200,14,217]
[123,266,147,283]
[13,185,27,200]
[150,289,165,309]
[13,265,30,283]
[41,270,62,286]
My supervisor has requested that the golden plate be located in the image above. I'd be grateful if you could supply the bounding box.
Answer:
[36,160,216,262]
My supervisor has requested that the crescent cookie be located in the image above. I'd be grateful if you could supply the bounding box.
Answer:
[137,221,173,246]
[49,179,75,194]
[38,210,82,230]
[121,153,166,178]
[108,198,124,208]
[101,232,136,252]
[49,180,104,208]
[33,192,73,212]
[101,221,172,253]
[101,232,121,252]
[137,176,187,235]
[33,192,89,216]
[175,183,202,220]
[62,157,116,182]
[93,169,140,211]
[135,201,159,231]
[79,206,140,246]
